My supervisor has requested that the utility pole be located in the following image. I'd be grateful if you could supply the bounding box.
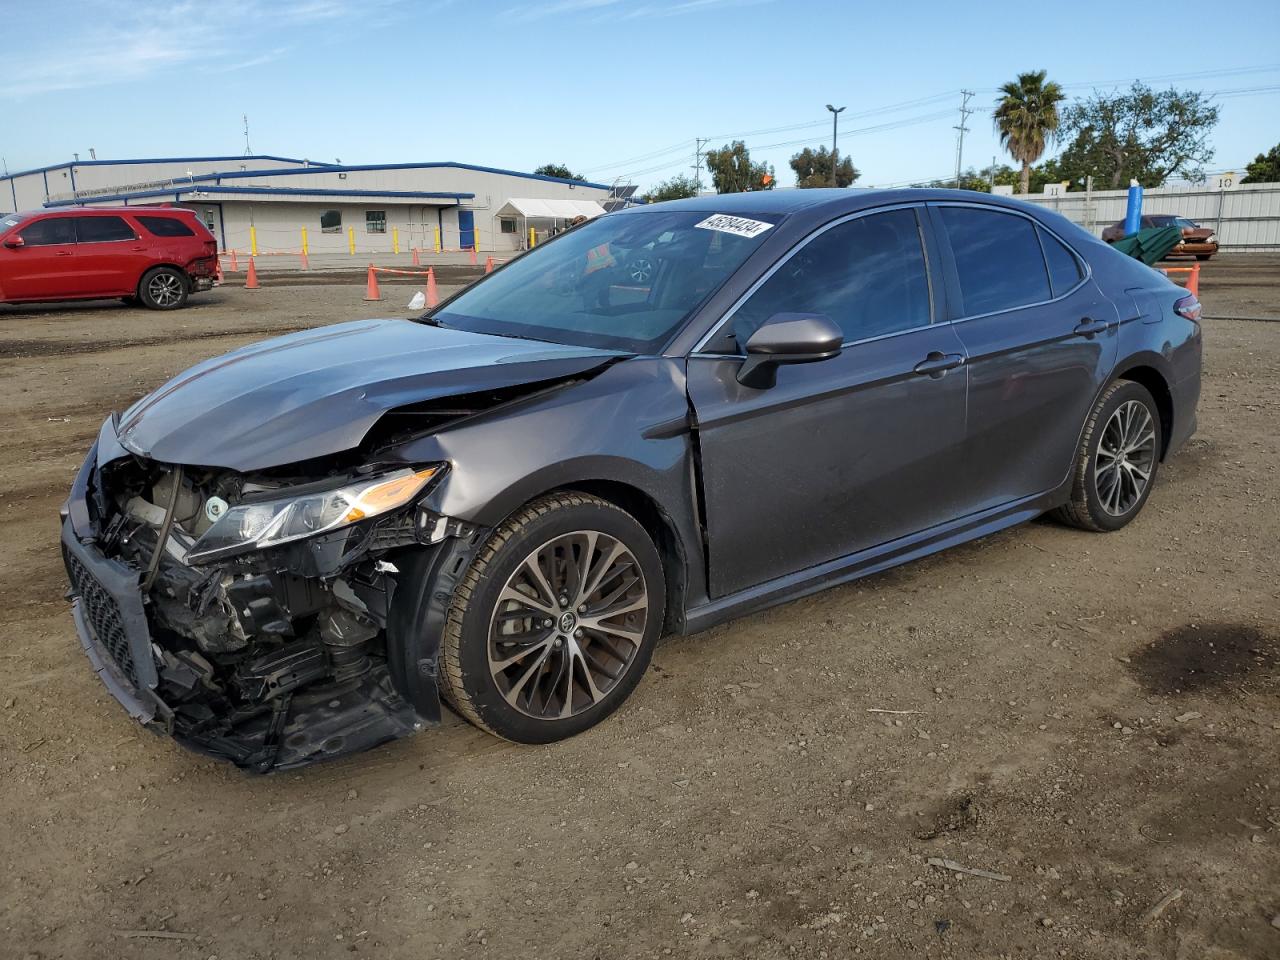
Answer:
[243,114,252,156]
[826,104,846,187]
[953,90,974,186]
[989,154,996,190]
[692,138,708,194]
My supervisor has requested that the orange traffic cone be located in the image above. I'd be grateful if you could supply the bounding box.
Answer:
[412,247,421,266]
[300,249,309,271]
[469,245,477,266]
[426,267,439,307]
[245,257,260,289]
[363,264,383,301]
[215,256,224,284]
[229,249,239,271]
[484,255,494,274]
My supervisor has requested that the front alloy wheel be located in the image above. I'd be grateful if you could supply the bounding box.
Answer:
[438,493,664,742]
[488,530,648,720]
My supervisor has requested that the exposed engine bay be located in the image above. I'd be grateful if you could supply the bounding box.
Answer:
[77,452,479,771]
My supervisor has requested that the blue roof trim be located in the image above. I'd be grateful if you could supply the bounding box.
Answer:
[43,185,475,207]
[0,155,318,181]
[7,158,613,192]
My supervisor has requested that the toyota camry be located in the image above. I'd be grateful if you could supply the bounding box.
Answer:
[60,189,1202,771]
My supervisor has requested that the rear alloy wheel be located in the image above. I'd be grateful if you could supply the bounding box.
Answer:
[139,267,189,310]
[438,493,664,742]
[1053,380,1162,532]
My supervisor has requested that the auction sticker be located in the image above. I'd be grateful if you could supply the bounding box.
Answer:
[694,214,774,239]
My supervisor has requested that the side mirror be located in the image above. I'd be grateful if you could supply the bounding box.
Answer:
[3,236,24,249]
[736,312,843,388]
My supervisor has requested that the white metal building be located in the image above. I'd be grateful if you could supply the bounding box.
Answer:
[0,155,623,254]
[1005,177,1280,250]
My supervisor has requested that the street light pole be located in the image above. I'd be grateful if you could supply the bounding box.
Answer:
[826,104,846,187]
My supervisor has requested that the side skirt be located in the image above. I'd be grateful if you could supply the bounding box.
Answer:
[682,485,1067,635]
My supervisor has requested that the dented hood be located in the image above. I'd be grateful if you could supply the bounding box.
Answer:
[115,318,622,471]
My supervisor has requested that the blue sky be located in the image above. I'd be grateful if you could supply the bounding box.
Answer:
[3,0,1279,189]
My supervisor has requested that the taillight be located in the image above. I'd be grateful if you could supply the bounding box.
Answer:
[1174,294,1202,322]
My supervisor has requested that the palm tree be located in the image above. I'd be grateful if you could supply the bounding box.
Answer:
[994,70,1066,194]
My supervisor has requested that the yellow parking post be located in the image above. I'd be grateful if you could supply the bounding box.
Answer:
[433,226,441,254]
[393,226,400,255]
[347,226,356,256]
[300,227,309,256]
[528,226,536,249]
[249,225,259,257]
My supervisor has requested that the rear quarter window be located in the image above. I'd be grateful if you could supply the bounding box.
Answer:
[1038,226,1083,297]
[136,215,196,238]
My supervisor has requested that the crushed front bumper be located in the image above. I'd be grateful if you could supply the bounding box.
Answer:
[59,437,444,772]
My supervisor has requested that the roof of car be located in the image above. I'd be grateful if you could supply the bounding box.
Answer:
[16,206,196,217]
[623,187,1051,221]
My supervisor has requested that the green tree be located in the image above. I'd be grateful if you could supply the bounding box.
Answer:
[993,69,1066,194]
[1242,143,1280,184]
[789,145,859,188]
[1053,83,1219,188]
[533,163,586,181]
[703,141,775,193]
[642,174,699,204]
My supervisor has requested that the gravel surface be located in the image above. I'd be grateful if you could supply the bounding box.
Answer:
[1,256,1277,959]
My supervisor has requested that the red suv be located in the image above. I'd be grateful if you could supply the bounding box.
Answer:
[0,207,219,310]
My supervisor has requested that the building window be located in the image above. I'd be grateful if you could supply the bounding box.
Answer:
[365,210,387,234]
[320,209,342,233]
[499,217,518,234]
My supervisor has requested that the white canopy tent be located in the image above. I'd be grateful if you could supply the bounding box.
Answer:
[494,198,609,249]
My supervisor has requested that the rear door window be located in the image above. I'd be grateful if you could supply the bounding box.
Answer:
[19,217,77,246]
[1038,226,1082,297]
[75,216,136,243]
[136,215,195,237]
[938,206,1050,316]
[729,207,932,346]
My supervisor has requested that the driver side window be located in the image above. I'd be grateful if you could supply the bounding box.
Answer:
[727,207,932,350]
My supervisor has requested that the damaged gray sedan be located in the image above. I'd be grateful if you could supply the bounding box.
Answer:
[61,189,1201,770]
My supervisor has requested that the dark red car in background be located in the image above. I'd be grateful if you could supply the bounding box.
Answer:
[0,207,218,309]
[1101,214,1219,261]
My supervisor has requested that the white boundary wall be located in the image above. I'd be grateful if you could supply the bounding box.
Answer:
[1016,181,1280,250]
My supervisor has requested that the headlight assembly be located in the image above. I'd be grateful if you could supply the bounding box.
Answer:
[187,467,440,563]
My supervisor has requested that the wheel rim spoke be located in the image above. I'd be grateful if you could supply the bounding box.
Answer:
[488,528,648,721]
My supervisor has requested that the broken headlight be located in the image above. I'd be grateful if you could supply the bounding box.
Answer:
[186,467,440,564]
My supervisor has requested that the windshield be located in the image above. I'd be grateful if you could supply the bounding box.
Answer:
[1173,217,1199,229]
[432,210,778,352]
[0,213,26,232]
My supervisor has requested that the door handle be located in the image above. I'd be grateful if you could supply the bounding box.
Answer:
[913,352,964,377]
[1073,318,1109,338]
[56,250,73,256]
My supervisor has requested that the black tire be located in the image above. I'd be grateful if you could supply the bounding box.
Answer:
[438,492,665,743]
[1053,380,1162,532]
[1195,253,1212,262]
[138,266,189,310]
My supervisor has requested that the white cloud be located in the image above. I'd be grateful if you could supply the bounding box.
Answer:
[1,0,393,99]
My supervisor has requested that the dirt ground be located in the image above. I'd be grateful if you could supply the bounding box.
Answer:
[1,257,1277,960]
